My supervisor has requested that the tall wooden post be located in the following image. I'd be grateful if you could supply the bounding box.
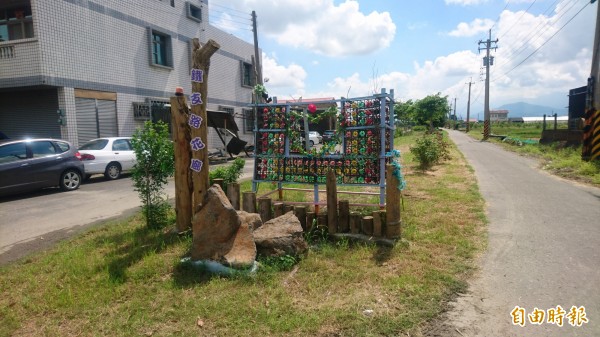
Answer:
[190,38,220,212]
[170,95,193,232]
[326,170,338,234]
[386,164,401,239]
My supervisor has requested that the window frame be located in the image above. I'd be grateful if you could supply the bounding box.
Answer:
[186,2,202,22]
[240,61,254,88]
[0,4,35,42]
[243,108,254,133]
[148,28,174,69]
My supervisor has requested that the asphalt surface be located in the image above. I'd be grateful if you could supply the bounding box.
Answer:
[442,130,600,337]
[0,157,255,265]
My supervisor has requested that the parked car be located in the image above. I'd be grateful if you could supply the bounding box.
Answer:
[0,138,84,197]
[322,130,336,142]
[301,131,322,146]
[78,137,136,180]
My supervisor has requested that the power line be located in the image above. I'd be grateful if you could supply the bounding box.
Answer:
[494,0,579,72]
[209,8,252,21]
[494,0,590,81]
[498,0,538,39]
[209,1,250,15]
[491,0,511,31]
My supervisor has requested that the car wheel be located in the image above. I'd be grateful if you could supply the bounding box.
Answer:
[60,169,82,191]
[104,162,122,180]
[310,140,314,146]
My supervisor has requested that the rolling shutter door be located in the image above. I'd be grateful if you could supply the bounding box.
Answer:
[98,99,118,137]
[0,90,60,139]
[76,98,118,145]
[76,98,98,145]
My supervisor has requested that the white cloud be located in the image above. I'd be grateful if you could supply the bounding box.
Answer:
[221,0,396,57]
[261,53,307,97]
[445,0,489,6]
[448,18,495,37]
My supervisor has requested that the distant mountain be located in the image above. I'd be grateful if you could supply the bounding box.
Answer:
[494,102,568,118]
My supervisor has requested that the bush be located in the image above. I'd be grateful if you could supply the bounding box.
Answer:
[131,121,175,229]
[410,132,451,170]
[209,157,245,186]
[413,125,427,132]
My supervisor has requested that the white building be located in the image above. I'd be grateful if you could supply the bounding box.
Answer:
[0,0,258,148]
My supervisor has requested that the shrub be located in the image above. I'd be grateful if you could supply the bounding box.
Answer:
[209,157,245,186]
[410,132,450,170]
[131,121,175,229]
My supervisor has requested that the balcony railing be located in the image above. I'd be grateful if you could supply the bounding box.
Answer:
[0,45,15,59]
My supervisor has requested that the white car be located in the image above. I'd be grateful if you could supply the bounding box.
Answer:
[302,131,322,146]
[78,137,136,180]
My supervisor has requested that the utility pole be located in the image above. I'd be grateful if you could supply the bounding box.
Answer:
[251,11,262,85]
[583,0,600,160]
[479,29,498,140]
[453,97,457,119]
[466,78,474,132]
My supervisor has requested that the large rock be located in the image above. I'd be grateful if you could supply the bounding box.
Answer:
[253,211,308,257]
[191,184,256,268]
[237,210,263,230]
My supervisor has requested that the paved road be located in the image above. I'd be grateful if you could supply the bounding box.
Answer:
[0,157,255,265]
[443,130,600,337]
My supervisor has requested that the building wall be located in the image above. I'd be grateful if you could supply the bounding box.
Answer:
[0,0,258,149]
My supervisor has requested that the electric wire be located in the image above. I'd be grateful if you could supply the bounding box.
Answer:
[209,1,250,15]
[494,0,579,71]
[497,0,538,40]
[493,0,590,81]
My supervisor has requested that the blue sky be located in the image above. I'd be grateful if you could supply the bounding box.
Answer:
[209,0,596,116]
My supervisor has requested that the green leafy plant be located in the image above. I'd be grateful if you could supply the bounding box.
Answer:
[130,121,175,229]
[410,132,450,170]
[258,254,298,272]
[209,157,245,186]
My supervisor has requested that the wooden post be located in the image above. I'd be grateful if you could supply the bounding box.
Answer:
[242,191,256,213]
[295,206,307,231]
[317,212,328,231]
[306,211,316,232]
[326,170,338,234]
[213,178,224,189]
[284,204,294,213]
[350,211,361,234]
[338,200,350,232]
[190,38,220,213]
[170,95,193,232]
[258,197,272,222]
[379,210,387,238]
[273,202,284,218]
[362,216,374,236]
[386,164,401,239]
[372,211,382,237]
[227,183,240,210]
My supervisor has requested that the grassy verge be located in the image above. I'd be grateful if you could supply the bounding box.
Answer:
[465,124,600,186]
[0,132,486,336]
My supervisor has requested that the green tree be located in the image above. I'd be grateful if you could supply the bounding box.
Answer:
[130,121,175,229]
[394,99,415,126]
[410,93,450,130]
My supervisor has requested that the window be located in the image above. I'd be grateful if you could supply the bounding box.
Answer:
[31,141,56,158]
[149,29,173,68]
[0,142,27,164]
[186,2,202,22]
[112,139,132,151]
[0,3,34,42]
[219,106,234,115]
[243,109,254,133]
[241,61,253,87]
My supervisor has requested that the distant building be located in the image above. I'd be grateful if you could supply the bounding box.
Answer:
[490,110,509,122]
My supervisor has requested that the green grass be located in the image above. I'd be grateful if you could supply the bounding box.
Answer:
[465,124,600,186]
[0,131,487,337]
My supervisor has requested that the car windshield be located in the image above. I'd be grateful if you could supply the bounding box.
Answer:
[79,139,108,150]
